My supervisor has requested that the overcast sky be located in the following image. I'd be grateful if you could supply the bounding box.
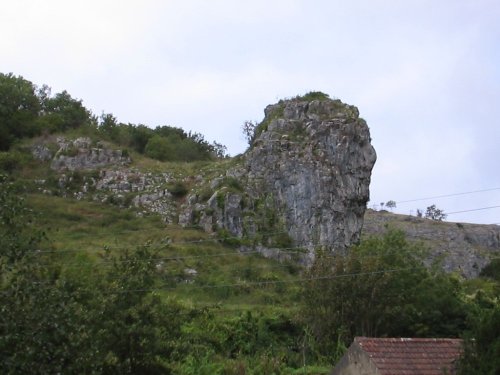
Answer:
[1,0,499,225]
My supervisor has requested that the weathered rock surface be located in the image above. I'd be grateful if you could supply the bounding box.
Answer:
[25,99,500,277]
[180,96,377,261]
[49,137,131,171]
[242,98,376,255]
[363,209,500,278]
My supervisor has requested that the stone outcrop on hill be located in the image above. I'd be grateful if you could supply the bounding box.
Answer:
[180,96,377,260]
[242,98,376,253]
[363,210,500,278]
[49,137,131,171]
[26,96,500,276]
[32,137,131,171]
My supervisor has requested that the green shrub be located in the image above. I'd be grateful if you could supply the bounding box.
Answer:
[223,177,243,192]
[0,151,31,173]
[480,259,500,281]
[294,91,330,101]
[216,193,225,209]
[167,181,189,198]
[217,229,241,247]
[198,186,214,201]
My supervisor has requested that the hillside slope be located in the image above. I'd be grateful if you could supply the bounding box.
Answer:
[363,209,500,277]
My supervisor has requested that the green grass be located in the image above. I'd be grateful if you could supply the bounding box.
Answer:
[27,192,303,310]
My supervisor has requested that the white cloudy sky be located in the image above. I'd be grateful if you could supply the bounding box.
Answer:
[1,0,499,224]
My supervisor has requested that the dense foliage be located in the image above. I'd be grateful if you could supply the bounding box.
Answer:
[1,174,499,373]
[300,229,493,366]
[0,177,312,374]
[0,176,193,373]
[97,113,227,161]
[0,72,226,161]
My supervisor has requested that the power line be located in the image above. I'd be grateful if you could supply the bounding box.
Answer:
[31,230,289,254]
[393,187,500,205]
[0,266,417,296]
[112,267,416,294]
[33,245,436,272]
[37,247,308,268]
[446,205,500,215]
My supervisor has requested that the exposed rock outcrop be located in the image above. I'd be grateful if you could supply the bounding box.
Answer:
[180,95,377,260]
[242,98,376,254]
[25,97,500,277]
[363,209,500,278]
[49,137,131,171]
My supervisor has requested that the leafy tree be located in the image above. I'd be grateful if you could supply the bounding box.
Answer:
[98,112,119,140]
[39,90,91,132]
[93,246,190,374]
[145,135,177,161]
[242,120,257,146]
[425,204,447,221]
[128,124,154,153]
[211,141,228,158]
[154,125,187,140]
[0,175,193,374]
[144,131,217,162]
[301,229,469,359]
[386,200,396,210]
[0,73,41,150]
[0,175,98,373]
[458,305,500,375]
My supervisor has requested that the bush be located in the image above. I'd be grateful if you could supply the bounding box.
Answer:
[167,181,189,198]
[0,151,30,173]
[480,259,500,281]
[295,91,330,101]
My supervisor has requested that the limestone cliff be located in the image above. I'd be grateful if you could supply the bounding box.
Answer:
[241,97,376,253]
[27,97,500,277]
[180,95,377,260]
[363,209,500,278]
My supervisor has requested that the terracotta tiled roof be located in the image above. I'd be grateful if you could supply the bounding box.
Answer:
[355,337,463,375]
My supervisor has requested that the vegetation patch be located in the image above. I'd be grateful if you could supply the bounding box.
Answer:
[167,180,189,198]
[253,103,285,142]
[292,91,330,102]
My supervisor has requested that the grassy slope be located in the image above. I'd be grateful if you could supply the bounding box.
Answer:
[27,186,302,312]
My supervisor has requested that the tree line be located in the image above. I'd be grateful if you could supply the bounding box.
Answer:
[0,72,227,161]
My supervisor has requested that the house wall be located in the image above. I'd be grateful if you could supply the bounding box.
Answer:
[330,344,380,375]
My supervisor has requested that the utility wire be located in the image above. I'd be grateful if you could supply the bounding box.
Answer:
[31,230,289,254]
[37,247,308,268]
[393,187,500,205]
[0,266,417,296]
[33,246,430,271]
[112,267,416,294]
[446,205,500,215]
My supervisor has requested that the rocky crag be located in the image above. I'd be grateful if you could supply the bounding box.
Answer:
[31,95,376,264]
[29,95,499,277]
[179,96,376,260]
[363,209,500,278]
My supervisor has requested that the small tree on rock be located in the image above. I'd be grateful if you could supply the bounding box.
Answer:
[425,204,447,221]
[386,200,397,211]
[242,120,257,146]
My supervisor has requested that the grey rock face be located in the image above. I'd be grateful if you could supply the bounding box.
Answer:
[50,137,131,171]
[31,144,53,161]
[241,98,376,255]
[363,210,500,278]
[179,96,376,261]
